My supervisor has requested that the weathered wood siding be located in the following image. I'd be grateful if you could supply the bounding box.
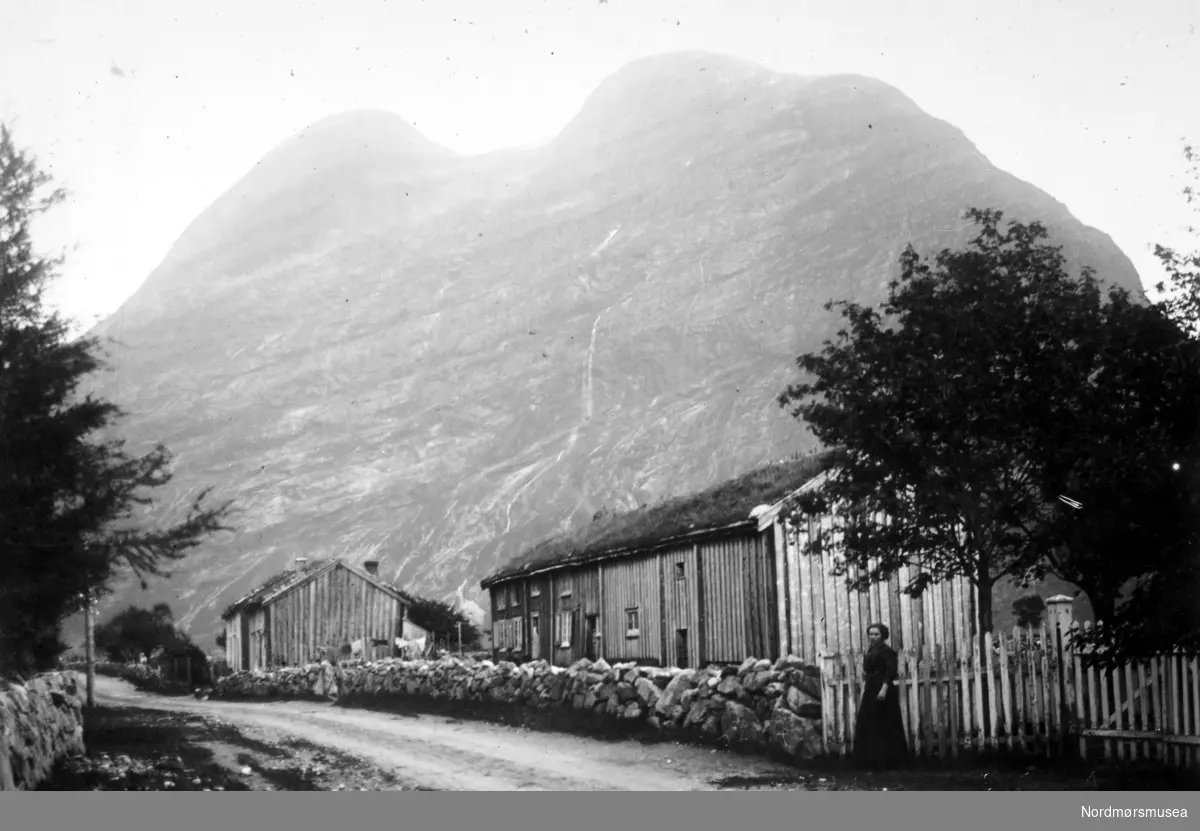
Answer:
[224,616,245,672]
[600,554,662,664]
[699,536,754,664]
[748,532,779,661]
[774,511,977,663]
[660,544,700,668]
[489,580,528,661]
[268,565,405,666]
[248,609,268,671]
[552,566,601,665]
[526,575,552,661]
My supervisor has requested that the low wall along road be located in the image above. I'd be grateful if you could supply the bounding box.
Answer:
[199,654,827,762]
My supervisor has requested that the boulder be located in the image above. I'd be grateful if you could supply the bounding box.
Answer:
[720,700,764,748]
[785,685,823,720]
[768,699,823,760]
[634,677,661,709]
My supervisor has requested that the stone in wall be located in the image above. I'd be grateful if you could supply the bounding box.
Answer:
[201,653,827,764]
[0,672,87,790]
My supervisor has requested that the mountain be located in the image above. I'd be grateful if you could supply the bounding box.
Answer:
[81,52,1143,648]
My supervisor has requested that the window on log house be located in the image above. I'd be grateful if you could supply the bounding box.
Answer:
[625,607,640,639]
[557,610,573,648]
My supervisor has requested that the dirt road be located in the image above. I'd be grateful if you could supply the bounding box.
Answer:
[91,676,808,791]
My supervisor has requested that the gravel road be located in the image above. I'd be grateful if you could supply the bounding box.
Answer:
[90,675,809,791]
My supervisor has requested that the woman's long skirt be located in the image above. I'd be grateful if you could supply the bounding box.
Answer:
[852,684,910,769]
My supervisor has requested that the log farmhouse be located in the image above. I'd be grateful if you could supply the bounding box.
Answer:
[480,453,978,670]
[221,556,416,672]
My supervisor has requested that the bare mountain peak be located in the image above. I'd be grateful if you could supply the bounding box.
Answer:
[603,50,781,85]
[279,109,457,160]
[551,52,927,159]
[84,56,1145,647]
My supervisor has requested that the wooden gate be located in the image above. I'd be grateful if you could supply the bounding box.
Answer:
[820,616,1200,769]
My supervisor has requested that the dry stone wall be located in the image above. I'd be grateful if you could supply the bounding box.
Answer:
[203,654,826,762]
[0,671,87,790]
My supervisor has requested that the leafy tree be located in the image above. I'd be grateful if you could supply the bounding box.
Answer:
[778,207,1200,663]
[1153,142,1200,337]
[1019,280,1200,643]
[406,595,480,650]
[1054,140,1200,663]
[1011,595,1046,628]
[94,603,185,663]
[0,122,235,677]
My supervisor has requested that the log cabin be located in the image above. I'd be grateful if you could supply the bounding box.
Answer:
[220,556,415,672]
[480,452,977,669]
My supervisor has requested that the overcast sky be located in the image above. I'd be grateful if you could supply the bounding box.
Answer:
[3,0,1197,332]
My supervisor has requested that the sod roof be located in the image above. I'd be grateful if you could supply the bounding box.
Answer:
[480,449,841,588]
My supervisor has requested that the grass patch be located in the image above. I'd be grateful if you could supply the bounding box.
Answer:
[485,449,839,583]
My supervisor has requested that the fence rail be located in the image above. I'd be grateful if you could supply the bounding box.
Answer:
[821,619,1200,770]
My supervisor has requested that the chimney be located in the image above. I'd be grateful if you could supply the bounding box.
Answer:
[363,560,379,576]
[294,557,308,569]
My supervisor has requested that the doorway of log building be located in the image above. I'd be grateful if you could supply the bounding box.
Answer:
[585,614,598,661]
[675,629,688,669]
[530,613,541,660]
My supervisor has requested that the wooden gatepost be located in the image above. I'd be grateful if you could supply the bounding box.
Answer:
[1044,595,1078,758]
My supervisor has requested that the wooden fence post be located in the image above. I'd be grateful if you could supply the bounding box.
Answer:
[820,653,835,756]
[1045,595,1075,756]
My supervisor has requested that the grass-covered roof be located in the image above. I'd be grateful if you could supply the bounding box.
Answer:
[481,449,841,588]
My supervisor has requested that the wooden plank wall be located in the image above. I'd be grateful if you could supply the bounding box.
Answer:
[526,575,552,661]
[267,565,404,666]
[486,530,775,670]
[661,544,700,668]
[489,579,538,661]
[699,536,752,664]
[544,568,597,665]
[224,618,243,672]
[778,512,976,664]
[748,533,777,661]
[600,557,660,663]
[249,609,268,671]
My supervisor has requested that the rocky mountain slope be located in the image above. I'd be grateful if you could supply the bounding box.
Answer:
[83,52,1142,647]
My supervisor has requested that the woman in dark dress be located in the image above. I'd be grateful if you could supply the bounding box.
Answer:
[853,622,910,769]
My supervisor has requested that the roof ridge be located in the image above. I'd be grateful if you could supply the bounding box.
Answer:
[480,450,839,587]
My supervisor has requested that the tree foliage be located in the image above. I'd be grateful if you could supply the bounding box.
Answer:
[1067,140,1200,662]
[94,603,199,663]
[406,595,480,649]
[0,122,234,677]
[1011,595,1046,628]
[778,207,1200,663]
[1153,142,1200,337]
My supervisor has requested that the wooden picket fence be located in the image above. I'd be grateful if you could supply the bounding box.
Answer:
[1068,622,1200,767]
[821,619,1200,769]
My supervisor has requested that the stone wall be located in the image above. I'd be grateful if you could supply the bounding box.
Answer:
[204,654,826,762]
[0,671,87,790]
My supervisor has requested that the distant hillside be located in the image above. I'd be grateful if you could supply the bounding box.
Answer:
[81,51,1142,649]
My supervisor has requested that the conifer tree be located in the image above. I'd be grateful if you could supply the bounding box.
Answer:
[0,122,234,677]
